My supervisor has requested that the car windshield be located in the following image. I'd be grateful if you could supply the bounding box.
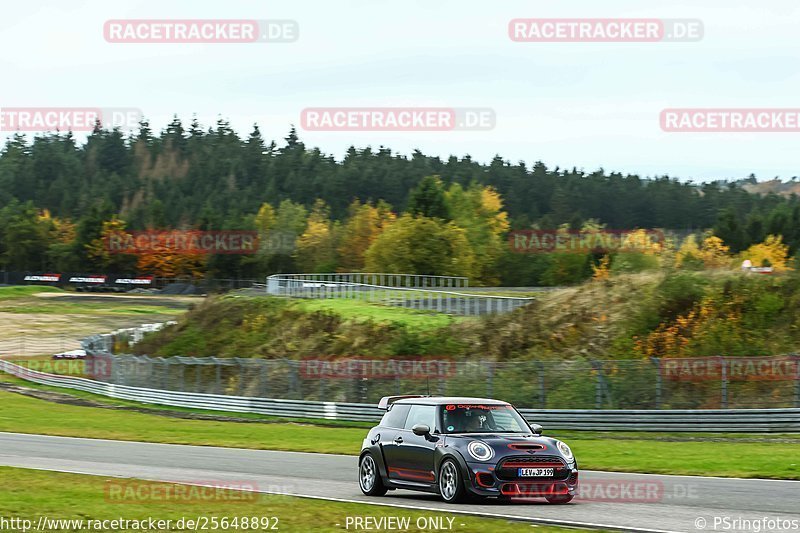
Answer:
[440,403,530,433]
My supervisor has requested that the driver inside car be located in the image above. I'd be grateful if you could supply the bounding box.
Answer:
[464,412,485,432]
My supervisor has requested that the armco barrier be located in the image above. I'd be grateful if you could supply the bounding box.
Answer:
[2,360,799,432]
[0,360,382,422]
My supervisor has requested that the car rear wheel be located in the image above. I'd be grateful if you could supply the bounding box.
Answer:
[359,453,387,496]
[545,494,574,504]
[438,459,466,503]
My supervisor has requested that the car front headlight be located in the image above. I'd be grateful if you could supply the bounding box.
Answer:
[467,440,494,461]
[556,440,573,460]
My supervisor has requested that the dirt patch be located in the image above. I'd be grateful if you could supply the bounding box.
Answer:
[35,292,198,309]
[0,293,195,357]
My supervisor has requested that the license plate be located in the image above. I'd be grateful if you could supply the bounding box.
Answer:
[518,467,554,477]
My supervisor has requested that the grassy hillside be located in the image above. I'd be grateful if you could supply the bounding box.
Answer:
[132,296,465,359]
[133,270,800,362]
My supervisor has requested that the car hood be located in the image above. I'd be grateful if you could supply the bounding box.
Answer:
[444,433,546,443]
[442,433,572,462]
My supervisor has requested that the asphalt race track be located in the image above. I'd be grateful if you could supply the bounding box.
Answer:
[1,432,798,533]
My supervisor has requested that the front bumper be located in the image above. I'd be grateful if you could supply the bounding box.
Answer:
[466,461,579,498]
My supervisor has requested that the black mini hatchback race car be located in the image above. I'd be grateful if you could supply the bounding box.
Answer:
[359,396,578,503]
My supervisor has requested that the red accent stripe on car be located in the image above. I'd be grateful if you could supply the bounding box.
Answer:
[388,467,435,482]
[501,462,564,468]
[507,443,546,451]
[500,482,570,496]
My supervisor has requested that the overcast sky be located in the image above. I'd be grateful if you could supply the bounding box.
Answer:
[2,0,798,181]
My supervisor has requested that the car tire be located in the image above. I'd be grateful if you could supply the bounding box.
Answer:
[359,453,388,496]
[545,494,574,504]
[438,459,466,503]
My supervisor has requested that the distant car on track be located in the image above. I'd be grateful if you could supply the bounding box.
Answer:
[359,395,578,503]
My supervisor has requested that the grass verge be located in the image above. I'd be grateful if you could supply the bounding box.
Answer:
[0,467,593,533]
[0,387,797,479]
[293,297,467,330]
[0,286,64,299]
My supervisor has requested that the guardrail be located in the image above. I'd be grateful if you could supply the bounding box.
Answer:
[517,408,800,433]
[2,359,799,432]
[266,274,534,315]
[0,360,382,422]
[268,273,470,288]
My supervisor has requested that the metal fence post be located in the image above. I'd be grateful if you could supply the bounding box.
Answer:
[162,359,169,390]
[177,360,185,392]
[720,356,728,409]
[195,362,202,392]
[238,360,247,396]
[214,358,222,395]
[653,357,662,409]
[795,354,800,408]
[290,360,300,399]
[594,360,604,409]
[260,360,269,398]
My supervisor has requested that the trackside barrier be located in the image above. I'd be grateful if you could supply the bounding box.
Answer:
[266,273,534,316]
[2,359,799,431]
[0,360,382,422]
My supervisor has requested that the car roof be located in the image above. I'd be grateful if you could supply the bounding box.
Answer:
[392,396,510,406]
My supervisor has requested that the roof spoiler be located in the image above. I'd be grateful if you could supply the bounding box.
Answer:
[378,395,426,410]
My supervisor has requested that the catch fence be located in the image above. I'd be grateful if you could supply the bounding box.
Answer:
[1,358,798,432]
[76,327,800,410]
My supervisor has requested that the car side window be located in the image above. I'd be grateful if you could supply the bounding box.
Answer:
[381,404,411,429]
[404,405,437,431]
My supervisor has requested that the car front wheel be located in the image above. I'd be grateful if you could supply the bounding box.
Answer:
[359,453,388,496]
[438,459,466,503]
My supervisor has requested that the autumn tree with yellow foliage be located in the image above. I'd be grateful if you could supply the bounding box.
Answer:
[444,183,510,284]
[85,218,138,273]
[365,214,475,277]
[336,200,395,271]
[294,199,337,272]
[675,234,731,269]
[741,235,792,272]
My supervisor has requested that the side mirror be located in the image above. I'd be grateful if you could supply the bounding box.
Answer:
[530,423,543,435]
[412,424,431,436]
